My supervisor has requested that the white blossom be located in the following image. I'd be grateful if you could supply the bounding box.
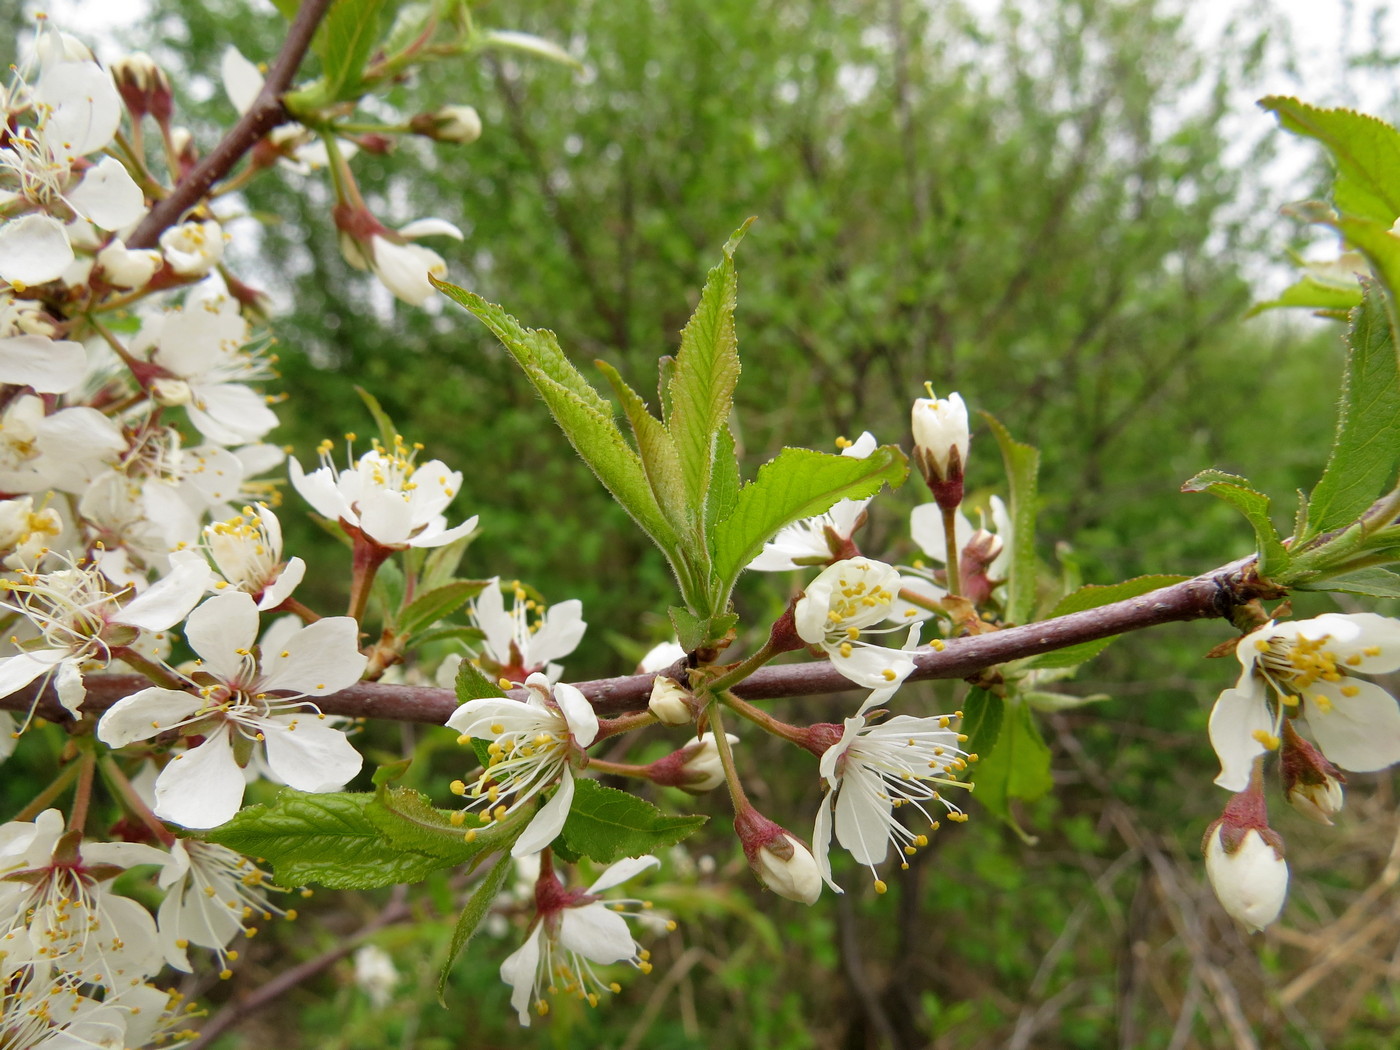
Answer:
[156,839,283,974]
[97,591,368,828]
[500,855,665,1025]
[812,712,970,893]
[471,577,585,681]
[290,434,478,549]
[793,557,921,690]
[447,672,598,857]
[1208,613,1400,792]
[200,503,305,609]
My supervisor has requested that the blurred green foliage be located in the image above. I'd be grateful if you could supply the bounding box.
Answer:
[25,0,1398,1045]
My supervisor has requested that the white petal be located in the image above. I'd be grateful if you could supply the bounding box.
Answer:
[1305,680,1400,772]
[1307,613,1400,674]
[500,925,543,1026]
[812,792,842,893]
[909,503,972,565]
[54,658,86,715]
[0,214,74,286]
[154,732,246,828]
[586,854,659,893]
[184,592,260,679]
[827,641,914,690]
[289,459,351,522]
[258,556,305,609]
[118,552,214,632]
[221,46,264,114]
[511,768,574,857]
[187,383,280,444]
[98,687,203,747]
[261,718,362,791]
[398,217,464,240]
[472,578,512,663]
[258,615,367,694]
[558,901,636,964]
[1208,685,1272,792]
[0,649,64,699]
[530,600,586,666]
[0,335,86,393]
[38,61,122,155]
[356,487,415,546]
[553,681,598,746]
[68,156,146,230]
[833,770,893,865]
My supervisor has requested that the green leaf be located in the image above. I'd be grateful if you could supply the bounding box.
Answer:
[1261,98,1400,225]
[435,284,685,587]
[668,606,738,653]
[1301,280,1400,540]
[1021,574,1188,669]
[710,445,908,593]
[199,791,494,890]
[1297,566,1400,597]
[438,850,515,1005]
[354,385,399,452]
[368,785,517,863]
[398,579,489,636]
[1181,469,1290,577]
[969,698,1053,826]
[1334,218,1400,319]
[595,360,688,530]
[317,0,395,100]
[421,536,475,592]
[1249,273,1363,317]
[960,687,1004,761]
[455,659,506,703]
[557,779,707,864]
[981,413,1039,624]
[666,221,750,534]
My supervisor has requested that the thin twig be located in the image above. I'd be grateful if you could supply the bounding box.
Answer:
[126,0,335,249]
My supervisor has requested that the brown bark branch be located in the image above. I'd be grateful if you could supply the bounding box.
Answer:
[126,0,335,249]
[3,555,1273,725]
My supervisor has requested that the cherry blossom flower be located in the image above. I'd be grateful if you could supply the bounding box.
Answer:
[748,433,878,571]
[290,434,478,549]
[811,712,971,893]
[353,945,400,1008]
[156,839,284,975]
[0,966,177,1049]
[96,591,368,828]
[130,282,279,443]
[337,212,463,306]
[158,218,226,277]
[500,855,665,1025]
[447,672,598,857]
[0,550,211,715]
[0,57,145,286]
[1207,613,1400,792]
[0,809,168,987]
[200,503,305,609]
[793,557,921,690]
[471,578,586,681]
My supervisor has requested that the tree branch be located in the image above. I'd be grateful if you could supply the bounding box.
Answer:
[4,556,1274,725]
[126,0,334,249]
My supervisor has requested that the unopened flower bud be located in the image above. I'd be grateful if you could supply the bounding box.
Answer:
[112,52,173,124]
[1201,765,1288,932]
[645,732,735,793]
[410,104,483,145]
[638,640,686,674]
[169,126,199,179]
[160,219,225,277]
[150,377,192,407]
[734,806,822,904]
[1280,720,1345,825]
[911,386,969,510]
[96,238,162,290]
[648,676,693,726]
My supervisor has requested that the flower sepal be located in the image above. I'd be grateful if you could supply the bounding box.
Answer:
[1280,720,1346,825]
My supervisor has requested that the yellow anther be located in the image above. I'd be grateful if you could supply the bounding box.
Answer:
[450,780,467,795]
[1250,728,1281,750]
[873,879,888,894]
